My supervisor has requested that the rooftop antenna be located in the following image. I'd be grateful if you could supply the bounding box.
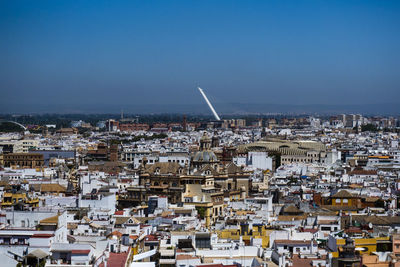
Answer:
[197,87,221,121]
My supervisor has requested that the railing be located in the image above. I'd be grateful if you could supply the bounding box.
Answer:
[46,259,91,267]
[125,246,134,267]
[45,264,91,267]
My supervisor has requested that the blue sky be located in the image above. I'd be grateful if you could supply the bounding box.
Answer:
[1,0,399,112]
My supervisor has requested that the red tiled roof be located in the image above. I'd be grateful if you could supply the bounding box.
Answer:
[145,235,159,241]
[129,235,138,240]
[114,210,124,215]
[71,250,90,254]
[302,229,318,233]
[292,254,326,267]
[107,252,129,267]
[345,227,363,233]
[108,231,123,238]
[176,255,199,260]
[31,234,54,238]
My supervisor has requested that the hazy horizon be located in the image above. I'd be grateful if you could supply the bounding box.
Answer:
[1,102,399,116]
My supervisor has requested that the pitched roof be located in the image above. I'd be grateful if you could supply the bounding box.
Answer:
[108,231,123,238]
[145,162,183,175]
[321,205,360,211]
[193,164,219,176]
[114,216,140,225]
[282,204,303,214]
[40,184,67,193]
[332,190,354,198]
[225,162,242,174]
[39,214,59,225]
[82,216,91,224]
[363,197,380,202]
[114,216,130,225]
[67,223,78,230]
[277,215,308,221]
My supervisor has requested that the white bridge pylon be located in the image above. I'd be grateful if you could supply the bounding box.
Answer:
[197,87,221,121]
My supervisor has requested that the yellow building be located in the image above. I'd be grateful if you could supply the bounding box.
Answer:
[1,192,39,208]
[331,236,390,257]
[217,224,273,248]
[331,190,360,207]
[182,184,224,228]
[185,202,216,228]
[226,190,242,201]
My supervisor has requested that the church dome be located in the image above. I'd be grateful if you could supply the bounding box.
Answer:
[192,150,218,163]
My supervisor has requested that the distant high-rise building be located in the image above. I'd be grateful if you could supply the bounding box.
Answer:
[183,115,187,132]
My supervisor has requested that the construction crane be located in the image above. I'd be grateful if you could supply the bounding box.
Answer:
[197,87,221,121]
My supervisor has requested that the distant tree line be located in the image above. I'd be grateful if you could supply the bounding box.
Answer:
[361,124,378,132]
[0,113,330,128]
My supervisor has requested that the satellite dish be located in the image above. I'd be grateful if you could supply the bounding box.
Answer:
[369,223,373,229]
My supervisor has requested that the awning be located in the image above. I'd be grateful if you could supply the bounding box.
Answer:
[27,249,49,259]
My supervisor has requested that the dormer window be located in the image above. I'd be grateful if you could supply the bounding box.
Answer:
[155,168,160,175]
[178,168,183,174]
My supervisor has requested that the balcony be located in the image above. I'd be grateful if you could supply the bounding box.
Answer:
[46,259,91,267]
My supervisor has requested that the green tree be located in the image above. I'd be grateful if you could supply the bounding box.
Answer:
[196,207,206,219]
[361,124,378,132]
